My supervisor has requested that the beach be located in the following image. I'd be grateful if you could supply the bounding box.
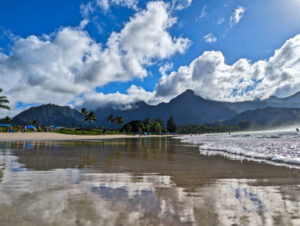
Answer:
[1,137,300,225]
[0,132,173,141]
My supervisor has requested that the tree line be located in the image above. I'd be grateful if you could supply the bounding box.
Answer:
[121,115,177,134]
[177,124,237,134]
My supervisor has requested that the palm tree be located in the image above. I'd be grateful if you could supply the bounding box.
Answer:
[32,120,38,127]
[107,114,115,124]
[4,116,11,123]
[115,116,124,125]
[80,108,88,128]
[80,108,88,117]
[0,88,10,110]
[167,115,177,133]
[85,111,97,129]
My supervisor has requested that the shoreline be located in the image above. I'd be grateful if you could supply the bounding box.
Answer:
[0,132,175,141]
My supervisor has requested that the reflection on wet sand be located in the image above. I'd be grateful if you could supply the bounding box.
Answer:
[0,163,4,183]
[0,138,300,225]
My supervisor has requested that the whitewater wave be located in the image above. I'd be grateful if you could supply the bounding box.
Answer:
[176,130,300,168]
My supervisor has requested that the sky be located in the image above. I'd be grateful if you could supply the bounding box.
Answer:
[0,0,300,116]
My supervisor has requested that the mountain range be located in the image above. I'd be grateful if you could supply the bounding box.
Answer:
[96,89,236,126]
[223,107,300,128]
[11,104,82,127]
[6,89,300,129]
[225,92,300,113]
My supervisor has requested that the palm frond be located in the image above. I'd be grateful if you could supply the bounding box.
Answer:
[0,96,9,100]
[0,104,10,110]
[0,88,10,110]
[0,99,9,103]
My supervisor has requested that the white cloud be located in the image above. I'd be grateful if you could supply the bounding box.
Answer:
[203,33,217,43]
[79,19,89,29]
[96,0,139,11]
[154,34,300,102]
[199,5,207,19]
[74,85,154,110]
[2,1,299,117]
[217,17,225,25]
[159,62,173,76]
[172,0,193,10]
[82,34,300,107]
[0,1,190,116]
[229,6,245,28]
[77,34,300,108]
[80,0,138,17]
[80,2,96,19]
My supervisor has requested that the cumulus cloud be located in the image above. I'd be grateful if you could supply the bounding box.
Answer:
[0,1,190,116]
[74,85,154,110]
[229,6,245,28]
[0,28,98,102]
[203,33,217,43]
[82,34,300,107]
[154,34,300,102]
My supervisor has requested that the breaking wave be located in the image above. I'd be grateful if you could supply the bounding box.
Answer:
[176,129,300,168]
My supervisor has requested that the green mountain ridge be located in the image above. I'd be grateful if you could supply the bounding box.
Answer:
[12,104,82,126]
[7,90,300,129]
[223,107,300,129]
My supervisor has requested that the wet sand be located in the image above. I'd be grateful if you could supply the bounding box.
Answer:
[0,132,173,141]
[1,138,300,225]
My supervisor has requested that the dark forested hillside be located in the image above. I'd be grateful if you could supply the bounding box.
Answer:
[12,104,82,126]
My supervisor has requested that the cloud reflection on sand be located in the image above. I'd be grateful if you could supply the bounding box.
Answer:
[1,139,300,225]
[0,151,300,225]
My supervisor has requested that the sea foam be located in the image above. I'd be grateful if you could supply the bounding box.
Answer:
[176,130,300,168]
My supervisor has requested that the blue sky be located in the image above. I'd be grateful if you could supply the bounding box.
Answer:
[0,0,299,115]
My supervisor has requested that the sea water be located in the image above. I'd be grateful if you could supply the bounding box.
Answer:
[177,129,300,167]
